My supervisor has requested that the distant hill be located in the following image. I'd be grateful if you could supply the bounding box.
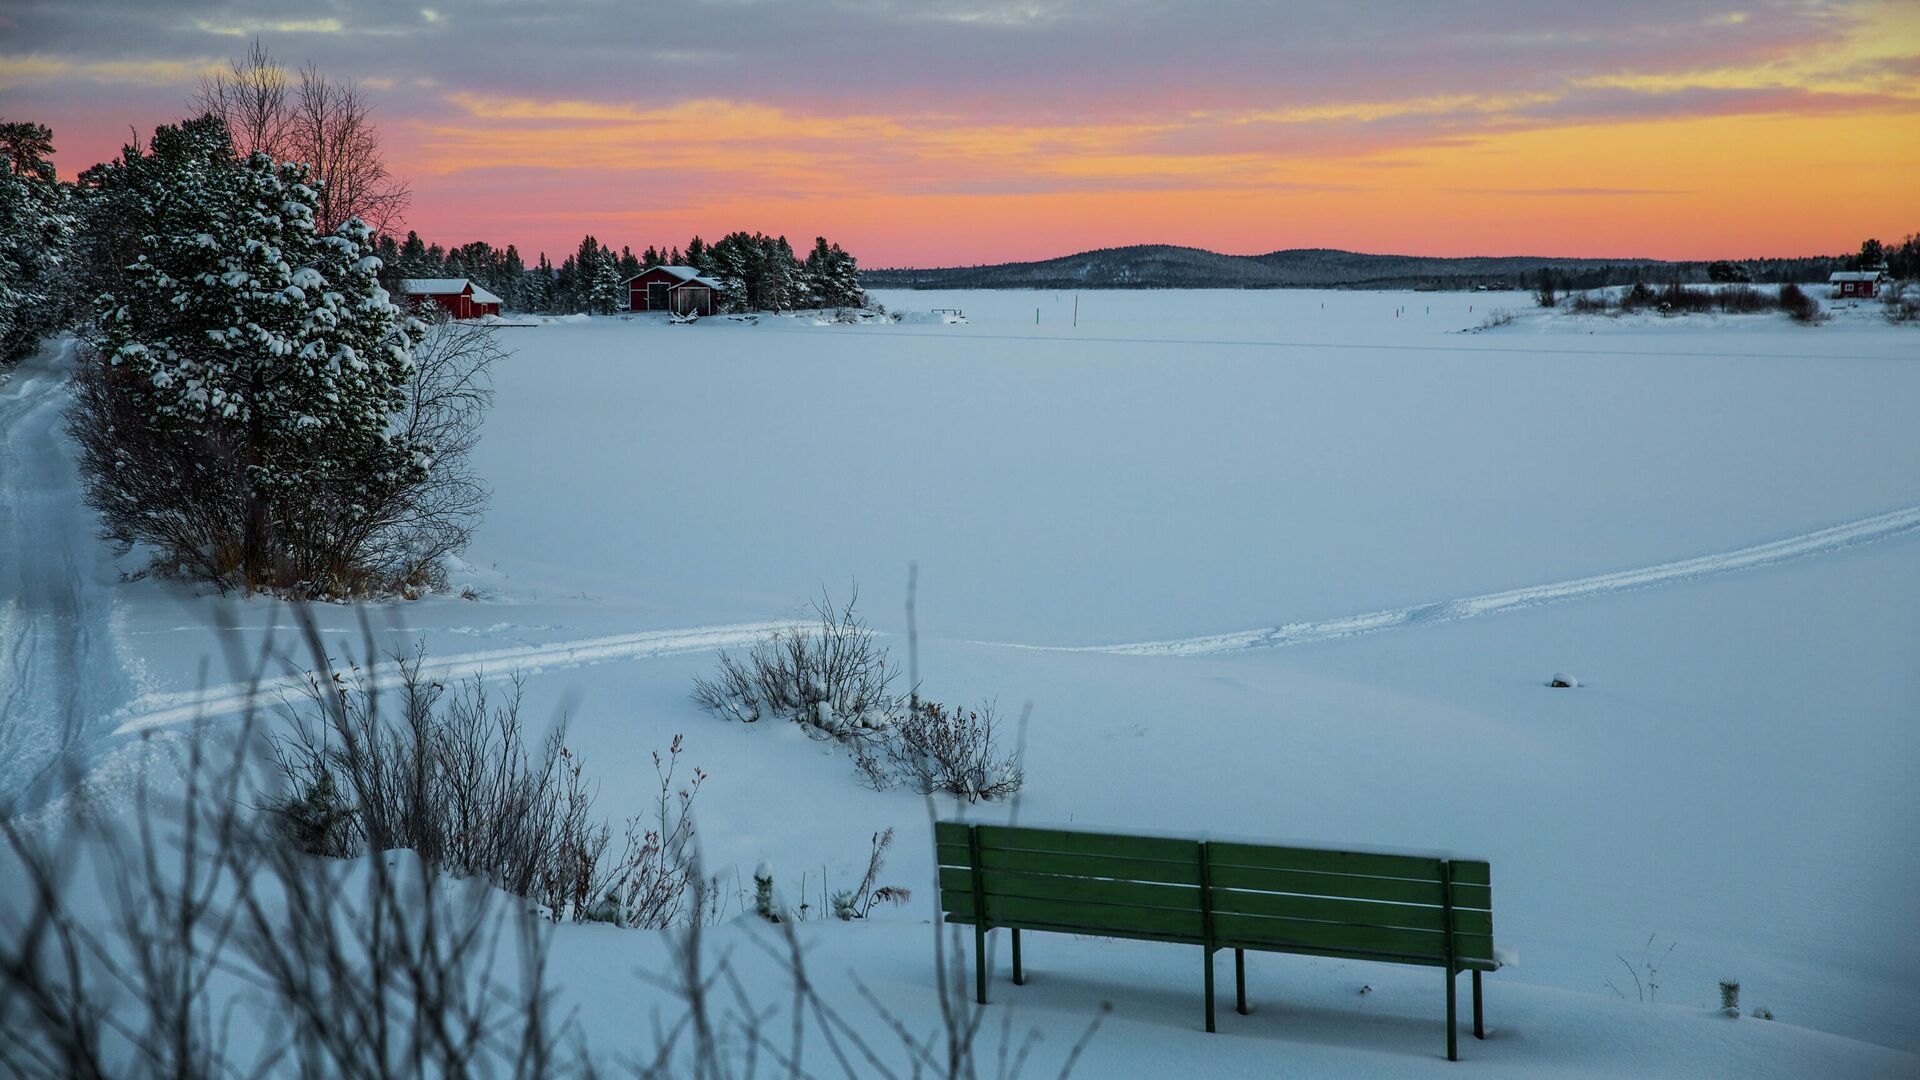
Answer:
[861,244,1837,291]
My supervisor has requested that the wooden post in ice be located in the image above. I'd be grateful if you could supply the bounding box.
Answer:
[1073,294,1079,327]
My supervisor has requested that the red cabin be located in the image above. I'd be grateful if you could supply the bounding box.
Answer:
[624,265,720,317]
[400,278,502,319]
[1828,271,1882,299]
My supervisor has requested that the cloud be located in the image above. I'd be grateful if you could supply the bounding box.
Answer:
[192,17,346,37]
[4,0,1915,261]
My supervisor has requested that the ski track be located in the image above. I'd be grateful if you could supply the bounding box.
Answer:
[110,621,799,735]
[982,504,1920,657]
[104,504,1920,737]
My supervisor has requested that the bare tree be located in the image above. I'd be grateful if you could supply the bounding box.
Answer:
[291,63,411,235]
[320,310,498,594]
[193,40,410,234]
[193,38,291,159]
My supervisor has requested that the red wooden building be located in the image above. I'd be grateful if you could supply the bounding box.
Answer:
[624,265,721,317]
[400,278,503,319]
[1828,271,1882,299]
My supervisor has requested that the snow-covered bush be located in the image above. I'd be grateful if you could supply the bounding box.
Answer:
[855,699,1024,802]
[692,590,903,736]
[753,861,783,923]
[1719,979,1741,1015]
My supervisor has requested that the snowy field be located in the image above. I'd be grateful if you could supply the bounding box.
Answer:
[2,288,1917,1075]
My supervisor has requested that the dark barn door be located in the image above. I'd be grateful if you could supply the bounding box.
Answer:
[648,282,670,310]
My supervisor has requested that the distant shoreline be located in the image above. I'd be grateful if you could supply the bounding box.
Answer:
[862,244,1847,292]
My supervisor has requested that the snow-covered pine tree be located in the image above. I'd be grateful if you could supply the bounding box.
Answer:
[706,233,751,312]
[524,252,554,313]
[77,115,424,592]
[766,235,799,312]
[398,230,432,276]
[825,240,866,308]
[500,244,526,311]
[0,120,76,364]
[589,251,623,314]
[684,235,708,274]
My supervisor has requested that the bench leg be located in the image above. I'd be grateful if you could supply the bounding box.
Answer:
[1012,928,1024,986]
[1446,967,1458,1062]
[1204,948,1216,1033]
[975,923,988,1005]
[1473,969,1484,1039]
[1235,949,1247,1015]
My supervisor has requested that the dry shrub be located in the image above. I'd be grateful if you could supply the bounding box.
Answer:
[856,700,1024,803]
[269,650,705,928]
[692,589,902,736]
[0,604,1093,1079]
[1882,281,1919,325]
[1779,283,1824,324]
[1715,284,1775,314]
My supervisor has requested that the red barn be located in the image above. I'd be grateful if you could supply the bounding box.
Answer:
[1828,270,1882,299]
[624,265,720,317]
[400,278,503,319]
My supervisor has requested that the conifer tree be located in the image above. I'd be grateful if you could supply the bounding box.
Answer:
[72,115,423,591]
[0,119,75,364]
[398,230,431,276]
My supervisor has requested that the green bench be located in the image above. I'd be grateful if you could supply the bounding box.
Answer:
[935,822,1501,1061]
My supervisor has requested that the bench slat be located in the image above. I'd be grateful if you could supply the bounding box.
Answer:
[1209,842,1444,880]
[975,825,1198,862]
[1449,860,1491,886]
[1210,889,1493,936]
[1217,913,1457,958]
[939,867,1201,913]
[942,914,1210,949]
[943,891,1206,942]
[936,843,1203,886]
[1220,914,1498,965]
[1207,864,1490,909]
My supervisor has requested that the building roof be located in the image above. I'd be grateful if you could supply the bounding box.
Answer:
[468,283,504,305]
[625,265,724,290]
[1829,271,1883,282]
[400,278,473,295]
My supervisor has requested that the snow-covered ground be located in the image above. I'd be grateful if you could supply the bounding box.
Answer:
[3,288,1916,1076]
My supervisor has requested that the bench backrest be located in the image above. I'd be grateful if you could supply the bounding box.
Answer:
[935,822,1495,971]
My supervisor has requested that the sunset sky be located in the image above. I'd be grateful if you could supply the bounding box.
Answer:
[3,0,1916,266]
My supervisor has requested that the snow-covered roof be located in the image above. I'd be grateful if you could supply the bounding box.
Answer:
[468,283,503,305]
[401,278,472,295]
[624,265,723,290]
[1828,271,1882,282]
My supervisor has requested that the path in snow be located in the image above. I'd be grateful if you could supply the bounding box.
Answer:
[104,503,1920,736]
[0,345,135,809]
[984,503,1920,656]
[111,621,799,735]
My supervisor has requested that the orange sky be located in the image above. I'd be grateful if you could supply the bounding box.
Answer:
[5,1,1917,265]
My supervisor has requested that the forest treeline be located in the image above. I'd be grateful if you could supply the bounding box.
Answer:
[373,229,867,316]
